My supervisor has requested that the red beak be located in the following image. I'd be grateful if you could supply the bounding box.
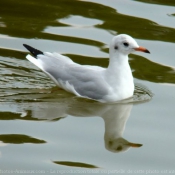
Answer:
[134,46,150,53]
[127,142,143,148]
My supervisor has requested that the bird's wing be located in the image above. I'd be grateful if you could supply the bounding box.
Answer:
[26,52,109,100]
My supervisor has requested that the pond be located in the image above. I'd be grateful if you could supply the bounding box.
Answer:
[0,0,175,174]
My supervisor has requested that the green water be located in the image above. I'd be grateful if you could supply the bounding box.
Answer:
[0,0,175,174]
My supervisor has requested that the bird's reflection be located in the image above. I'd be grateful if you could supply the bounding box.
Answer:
[28,95,142,153]
[102,103,142,153]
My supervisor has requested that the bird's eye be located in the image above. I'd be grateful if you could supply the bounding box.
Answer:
[116,146,123,151]
[123,42,129,47]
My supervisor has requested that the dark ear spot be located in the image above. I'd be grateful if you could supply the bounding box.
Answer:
[109,141,113,146]
[114,45,118,50]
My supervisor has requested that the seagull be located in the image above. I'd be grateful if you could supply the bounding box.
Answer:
[23,34,150,103]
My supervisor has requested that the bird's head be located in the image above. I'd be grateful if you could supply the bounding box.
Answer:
[110,34,150,57]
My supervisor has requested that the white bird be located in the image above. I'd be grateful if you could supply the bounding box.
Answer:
[23,34,150,103]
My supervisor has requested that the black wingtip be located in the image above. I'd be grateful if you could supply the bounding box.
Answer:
[23,44,43,57]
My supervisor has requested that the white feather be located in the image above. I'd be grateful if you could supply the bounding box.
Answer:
[24,34,149,102]
[26,54,43,70]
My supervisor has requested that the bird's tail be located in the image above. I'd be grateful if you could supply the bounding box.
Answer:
[23,44,59,86]
[23,44,44,70]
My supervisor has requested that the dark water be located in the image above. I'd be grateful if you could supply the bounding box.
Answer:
[0,0,175,174]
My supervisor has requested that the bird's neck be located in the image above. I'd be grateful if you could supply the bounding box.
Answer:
[102,104,132,140]
[106,53,132,80]
[107,52,129,71]
[104,53,134,101]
